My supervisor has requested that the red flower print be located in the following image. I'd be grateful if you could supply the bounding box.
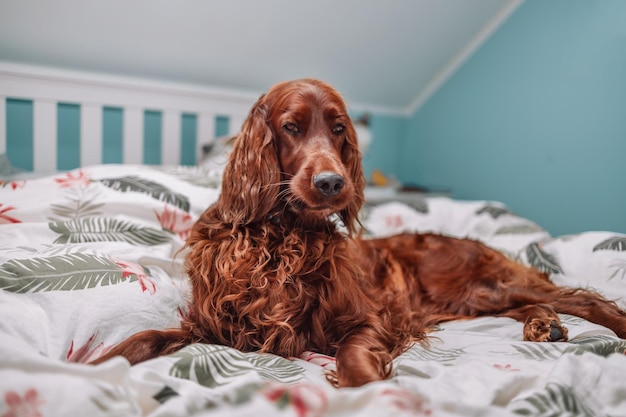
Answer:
[155,205,195,240]
[54,170,90,188]
[2,388,45,417]
[381,388,432,415]
[66,332,112,364]
[0,180,26,190]
[493,363,520,372]
[385,214,403,228]
[114,259,157,294]
[262,383,328,417]
[0,204,20,224]
[299,351,336,368]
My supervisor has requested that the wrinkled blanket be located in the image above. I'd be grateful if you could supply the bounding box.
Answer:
[1,164,625,417]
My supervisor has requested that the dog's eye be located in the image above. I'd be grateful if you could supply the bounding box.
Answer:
[283,123,300,134]
[332,124,346,134]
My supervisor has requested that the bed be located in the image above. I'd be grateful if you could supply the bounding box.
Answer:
[2,163,626,416]
[2,64,626,417]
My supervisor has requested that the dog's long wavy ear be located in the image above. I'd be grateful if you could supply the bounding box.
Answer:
[217,94,281,225]
[341,120,366,235]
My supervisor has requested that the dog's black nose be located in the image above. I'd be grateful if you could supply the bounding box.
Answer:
[314,172,344,197]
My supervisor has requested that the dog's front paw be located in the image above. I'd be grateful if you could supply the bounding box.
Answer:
[524,318,568,342]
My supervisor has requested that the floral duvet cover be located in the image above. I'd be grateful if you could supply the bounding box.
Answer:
[1,164,625,417]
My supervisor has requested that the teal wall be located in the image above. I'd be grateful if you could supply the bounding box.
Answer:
[57,103,80,170]
[361,113,407,183]
[5,98,33,171]
[143,110,162,165]
[399,0,626,236]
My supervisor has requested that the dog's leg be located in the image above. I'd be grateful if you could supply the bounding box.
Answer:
[333,327,392,387]
[548,290,626,339]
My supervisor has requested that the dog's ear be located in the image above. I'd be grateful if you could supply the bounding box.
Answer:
[217,94,281,225]
[340,120,366,235]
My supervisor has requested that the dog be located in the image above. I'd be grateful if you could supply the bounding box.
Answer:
[93,78,626,387]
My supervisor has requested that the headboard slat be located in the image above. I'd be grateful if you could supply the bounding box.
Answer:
[33,100,57,173]
[162,110,182,166]
[80,103,103,167]
[122,107,143,165]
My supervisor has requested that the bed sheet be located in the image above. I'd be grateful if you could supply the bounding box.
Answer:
[1,164,625,417]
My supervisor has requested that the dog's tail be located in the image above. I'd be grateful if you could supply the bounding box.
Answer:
[90,328,195,366]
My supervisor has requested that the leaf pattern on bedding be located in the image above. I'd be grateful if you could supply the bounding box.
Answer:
[98,176,191,212]
[476,205,511,219]
[510,343,566,361]
[495,223,544,235]
[512,382,594,416]
[397,344,465,365]
[405,199,428,214]
[525,243,564,275]
[155,166,222,189]
[49,187,105,221]
[49,217,172,245]
[54,169,91,188]
[153,386,180,404]
[608,259,626,281]
[169,344,304,388]
[0,204,21,224]
[155,205,195,240]
[0,253,145,293]
[565,335,626,356]
[592,236,626,252]
[66,332,112,363]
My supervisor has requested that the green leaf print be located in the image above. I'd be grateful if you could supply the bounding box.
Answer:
[152,386,179,404]
[511,343,565,361]
[565,335,626,356]
[0,253,138,293]
[525,243,564,275]
[476,205,512,219]
[98,176,190,212]
[398,344,465,365]
[512,383,594,416]
[407,199,428,214]
[50,200,105,220]
[49,186,105,221]
[169,344,303,388]
[592,236,626,252]
[155,166,222,189]
[608,259,626,281]
[495,223,544,235]
[49,217,172,245]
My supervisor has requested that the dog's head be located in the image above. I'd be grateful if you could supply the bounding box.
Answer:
[218,78,365,234]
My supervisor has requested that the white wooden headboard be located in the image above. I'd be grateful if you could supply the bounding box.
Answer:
[0,61,258,173]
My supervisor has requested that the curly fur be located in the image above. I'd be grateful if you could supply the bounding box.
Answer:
[94,79,626,387]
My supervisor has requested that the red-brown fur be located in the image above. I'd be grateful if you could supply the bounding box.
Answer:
[94,79,626,387]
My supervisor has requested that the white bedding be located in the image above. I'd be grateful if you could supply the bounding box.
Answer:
[1,164,625,417]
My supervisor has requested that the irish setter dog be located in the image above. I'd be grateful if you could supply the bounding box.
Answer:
[94,78,626,387]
